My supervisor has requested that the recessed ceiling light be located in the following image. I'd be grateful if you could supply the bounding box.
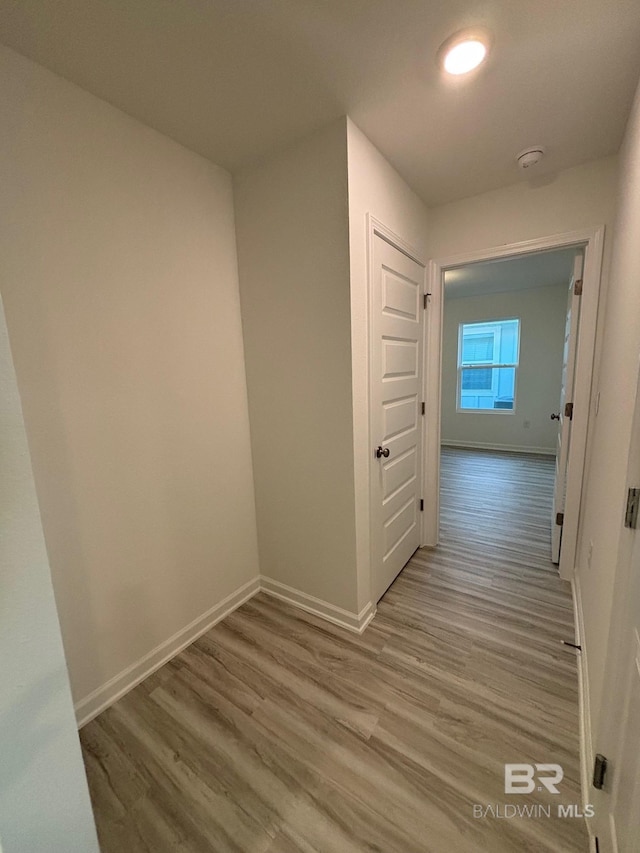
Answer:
[438,28,492,76]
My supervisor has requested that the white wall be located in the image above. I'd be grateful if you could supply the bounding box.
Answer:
[575,78,640,739]
[442,285,568,453]
[346,119,430,610]
[0,46,260,719]
[234,119,359,614]
[234,119,430,619]
[0,294,99,852]
[428,157,618,260]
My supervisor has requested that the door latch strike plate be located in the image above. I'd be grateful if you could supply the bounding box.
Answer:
[625,487,640,529]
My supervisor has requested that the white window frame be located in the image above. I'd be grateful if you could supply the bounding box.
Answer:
[456,318,520,414]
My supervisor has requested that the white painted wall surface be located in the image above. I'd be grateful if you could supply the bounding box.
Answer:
[0,47,259,713]
[442,285,568,453]
[0,294,99,852]
[575,78,640,737]
[235,119,359,613]
[428,157,618,260]
[346,119,430,610]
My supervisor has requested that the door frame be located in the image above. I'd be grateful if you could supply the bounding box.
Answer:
[367,215,427,602]
[424,225,605,580]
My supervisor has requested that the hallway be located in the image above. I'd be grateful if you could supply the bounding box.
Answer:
[81,448,587,852]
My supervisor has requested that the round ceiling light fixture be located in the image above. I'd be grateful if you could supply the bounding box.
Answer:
[438,28,492,75]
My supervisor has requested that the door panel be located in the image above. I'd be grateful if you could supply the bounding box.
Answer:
[595,367,640,851]
[552,252,583,564]
[371,233,425,602]
[382,395,418,441]
[382,337,418,378]
[382,271,421,319]
[383,497,417,560]
[383,446,418,501]
[608,634,640,851]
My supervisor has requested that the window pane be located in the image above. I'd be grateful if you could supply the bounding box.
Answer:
[498,319,519,363]
[461,367,492,390]
[459,367,516,410]
[462,333,494,363]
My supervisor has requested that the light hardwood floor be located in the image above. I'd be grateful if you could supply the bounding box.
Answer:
[81,447,588,852]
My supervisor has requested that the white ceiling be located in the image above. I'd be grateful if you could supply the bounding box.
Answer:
[444,248,578,299]
[1,0,639,205]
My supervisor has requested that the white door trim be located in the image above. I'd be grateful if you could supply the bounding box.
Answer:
[425,226,605,580]
[366,215,427,601]
[367,215,427,267]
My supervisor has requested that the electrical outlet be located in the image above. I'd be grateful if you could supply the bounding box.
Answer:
[523,420,530,429]
[587,541,593,569]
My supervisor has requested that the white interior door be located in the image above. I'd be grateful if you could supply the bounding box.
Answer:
[371,232,425,603]
[552,252,583,564]
[593,368,640,852]
[600,543,640,852]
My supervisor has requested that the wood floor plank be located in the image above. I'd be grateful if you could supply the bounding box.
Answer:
[81,447,588,852]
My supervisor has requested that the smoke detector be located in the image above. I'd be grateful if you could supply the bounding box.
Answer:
[516,146,545,170]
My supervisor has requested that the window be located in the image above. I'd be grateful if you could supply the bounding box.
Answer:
[457,319,520,412]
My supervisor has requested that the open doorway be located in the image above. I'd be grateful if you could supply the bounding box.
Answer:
[423,227,605,580]
[441,247,580,567]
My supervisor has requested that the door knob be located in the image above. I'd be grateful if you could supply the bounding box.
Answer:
[550,412,560,420]
[375,446,390,458]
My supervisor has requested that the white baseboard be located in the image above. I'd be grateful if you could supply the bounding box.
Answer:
[260,576,376,634]
[441,439,556,456]
[75,574,378,727]
[572,573,594,819]
[74,576,261,728]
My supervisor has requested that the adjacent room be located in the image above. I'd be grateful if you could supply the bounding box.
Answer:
[440,248,581,569]
[442,250,577,454]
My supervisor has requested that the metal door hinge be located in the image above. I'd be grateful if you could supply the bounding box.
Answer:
[593,754,608,790]
[625,487,640,529]
[420,499,424,511]
[421,401,425,415]
[556,512,564,526]
[423,293,431,309]
[564,402,573,420]
[574,278,583,296]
